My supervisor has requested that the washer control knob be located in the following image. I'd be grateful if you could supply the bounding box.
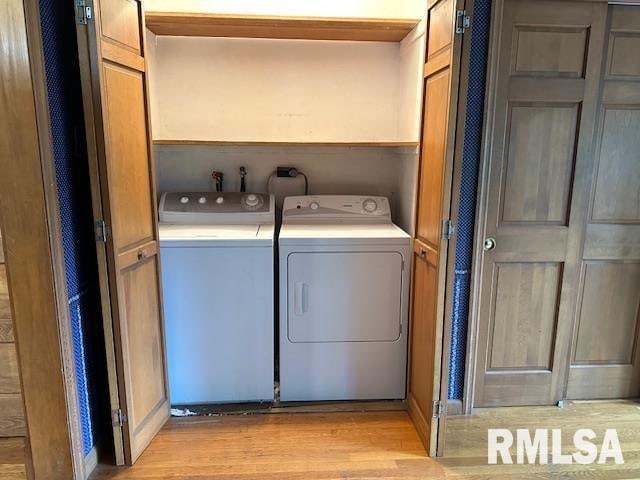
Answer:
[180,196,189,204]
[363,198,378,212]
[245,194,259,207]
[198,196,207,204]
[216,196,224,204]
[310,202,320,210]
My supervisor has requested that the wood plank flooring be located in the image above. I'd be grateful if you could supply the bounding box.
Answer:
[442,400,640,479]
[0,437,28,480]
[88,401,640,480]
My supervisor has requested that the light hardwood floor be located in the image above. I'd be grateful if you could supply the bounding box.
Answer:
[0,438,27,480]
[84,401,640,480]
[443,400,640,479]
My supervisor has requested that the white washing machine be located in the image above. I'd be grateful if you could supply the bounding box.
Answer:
[278,195,411,401]
[159,192,274,404]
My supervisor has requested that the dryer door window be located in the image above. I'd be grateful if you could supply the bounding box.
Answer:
[287,251,403,343]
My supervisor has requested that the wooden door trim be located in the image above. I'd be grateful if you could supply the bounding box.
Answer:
[101,40,145,71]
[139,6,171,415]
[407,392,431,449]
[22,2,88,477]
[427,0,466,455]
[0,0,87,477]
[435,0,478,456]
[414,239,439,266]
[424,46,452,78]
[463,0,504,414]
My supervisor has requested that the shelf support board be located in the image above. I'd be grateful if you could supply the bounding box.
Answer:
[145,12,420,42]
[152,140,419,148]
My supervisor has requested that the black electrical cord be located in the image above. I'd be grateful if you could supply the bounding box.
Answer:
[267,169,309,195]
[299,172,309,195]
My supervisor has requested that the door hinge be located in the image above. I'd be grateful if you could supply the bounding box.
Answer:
[432,400,445,419]
[76,0,93,24]
[442,219,456,240]
[112,408,126,427]
[455,10,470,34]
[95,219,109,243]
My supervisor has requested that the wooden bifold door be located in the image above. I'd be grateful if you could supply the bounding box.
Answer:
[76,0,170,465]
[473,0,640,407]
[408,0,464,454]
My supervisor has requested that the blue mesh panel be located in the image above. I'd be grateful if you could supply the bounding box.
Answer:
[39,0,103,455]
[448,0,491,400]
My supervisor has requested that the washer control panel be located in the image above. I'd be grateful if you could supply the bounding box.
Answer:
[283,196,391,223]
[159,192,274,225]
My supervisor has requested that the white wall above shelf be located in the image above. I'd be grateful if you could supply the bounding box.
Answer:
[145,2,427,235]
[145,12,421,42]
[146,34,424,145]
[153,140,419,148]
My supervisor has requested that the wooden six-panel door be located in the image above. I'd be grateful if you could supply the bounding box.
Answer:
[76,0,170,464]
[408,0,463,453]
[473,0,608,406]
[567,6,640,400]
[474,0,640,407]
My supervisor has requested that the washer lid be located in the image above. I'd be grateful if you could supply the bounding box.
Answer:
[159,224,274,247]
[278,223,410,246]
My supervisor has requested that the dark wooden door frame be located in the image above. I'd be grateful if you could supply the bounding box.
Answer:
[427,0,467,455]
[0,0,86,478]
[462,0,503,417]
[434,0,480,455]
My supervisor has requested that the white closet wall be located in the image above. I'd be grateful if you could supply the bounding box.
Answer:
[149,36,403,143]
[155,145,411,213]
[396,19,426,235]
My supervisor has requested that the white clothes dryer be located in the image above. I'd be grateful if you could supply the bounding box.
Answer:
[278,195,410,401]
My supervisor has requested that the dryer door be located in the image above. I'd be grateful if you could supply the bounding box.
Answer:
[287,251,403,343]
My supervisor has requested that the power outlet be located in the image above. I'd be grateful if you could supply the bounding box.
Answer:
[277,166,299,178]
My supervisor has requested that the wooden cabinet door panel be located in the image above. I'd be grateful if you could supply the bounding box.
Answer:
[100,0,142,53]
[409,240,440,450]
[77,0,169,464]
[416,68,451,247]
[102,63,155,252]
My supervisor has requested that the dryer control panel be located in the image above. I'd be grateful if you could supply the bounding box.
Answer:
[283,196,391,223]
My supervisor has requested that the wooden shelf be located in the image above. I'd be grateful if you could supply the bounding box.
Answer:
[145,12,420,42]
[153,140,419,147]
